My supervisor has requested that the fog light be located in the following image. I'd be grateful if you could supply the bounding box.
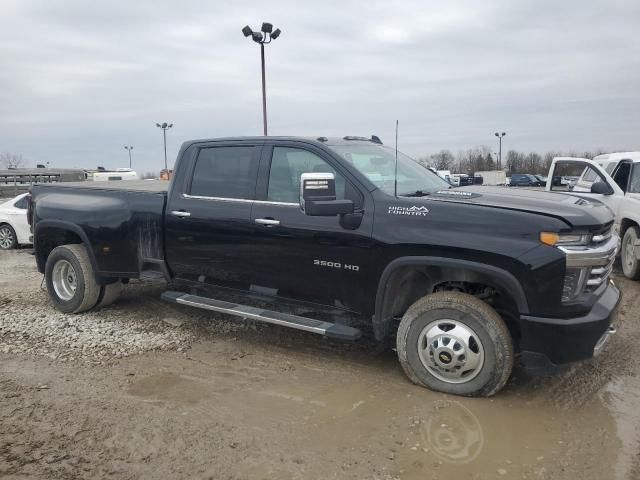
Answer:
[562,267,588,302]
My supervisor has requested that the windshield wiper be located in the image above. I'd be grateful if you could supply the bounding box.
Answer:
[399,190,431,197]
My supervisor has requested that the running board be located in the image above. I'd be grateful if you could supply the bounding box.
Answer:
[161,291,362,341]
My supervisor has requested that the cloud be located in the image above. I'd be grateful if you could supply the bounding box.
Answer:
[0,0,638,172]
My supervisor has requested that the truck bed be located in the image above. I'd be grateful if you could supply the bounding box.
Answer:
[31,180,168,279]
[34,180,169,193]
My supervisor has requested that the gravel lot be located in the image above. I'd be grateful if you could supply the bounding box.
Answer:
[2,247,640,479]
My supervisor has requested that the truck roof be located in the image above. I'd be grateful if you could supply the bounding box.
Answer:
[592,152,640,163]
[182,135,385,148]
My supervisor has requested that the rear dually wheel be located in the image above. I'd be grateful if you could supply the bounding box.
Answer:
[45,244,101,313]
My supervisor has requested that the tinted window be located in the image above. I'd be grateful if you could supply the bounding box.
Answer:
[629,164,640,194]
[190,146,257,199]
[267,147,346,203]
[14,196,27,209]
[613,162,631,192]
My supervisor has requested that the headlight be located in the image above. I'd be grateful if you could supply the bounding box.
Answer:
[540,232,589,246]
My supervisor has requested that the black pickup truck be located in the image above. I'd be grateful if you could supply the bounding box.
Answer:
[29,136,620,396]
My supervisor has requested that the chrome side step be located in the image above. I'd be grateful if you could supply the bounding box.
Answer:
[161,291,362,341]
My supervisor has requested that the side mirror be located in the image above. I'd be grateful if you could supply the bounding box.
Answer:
[591,181,614,195]
[300,172,354,216]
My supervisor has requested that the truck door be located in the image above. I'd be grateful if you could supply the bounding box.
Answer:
[165,143,262,288]
[249,144,373,313]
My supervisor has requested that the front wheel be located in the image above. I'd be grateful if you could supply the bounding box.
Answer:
[396,292,514,397]
[622,226,640,280]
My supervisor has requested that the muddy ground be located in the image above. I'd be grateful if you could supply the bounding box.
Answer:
[1,248,640,479]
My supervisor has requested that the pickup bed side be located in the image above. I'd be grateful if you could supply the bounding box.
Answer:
[32,182,168,282]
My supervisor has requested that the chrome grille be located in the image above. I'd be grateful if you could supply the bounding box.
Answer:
[591,224,613,245]
[585,248,616,292]
[560,232,619,301]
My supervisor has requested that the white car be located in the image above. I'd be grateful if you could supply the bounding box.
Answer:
[0,193,32,249]
[547,154,640,279]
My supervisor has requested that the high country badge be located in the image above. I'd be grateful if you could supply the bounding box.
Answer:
[388,205,430,216]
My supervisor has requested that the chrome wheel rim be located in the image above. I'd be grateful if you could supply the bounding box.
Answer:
[624,232,636,272]
[417,319,485,384]
[52,259,77,301]
[0,226,14,249]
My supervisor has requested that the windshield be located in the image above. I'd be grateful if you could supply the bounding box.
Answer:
[328,144,451,195]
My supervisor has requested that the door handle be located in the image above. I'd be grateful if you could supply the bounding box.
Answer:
[171,210,191,217]
[255,218,280,227]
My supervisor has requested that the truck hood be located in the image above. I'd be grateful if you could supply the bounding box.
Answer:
[429,186,613,230]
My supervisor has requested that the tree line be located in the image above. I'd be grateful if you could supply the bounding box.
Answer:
[0,153,27,169]
[418,147,610,176]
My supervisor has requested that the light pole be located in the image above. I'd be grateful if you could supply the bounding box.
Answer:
[494,132,506,169]
[124,145,133,169]
[156,122,173,171]
[242,22,282,136]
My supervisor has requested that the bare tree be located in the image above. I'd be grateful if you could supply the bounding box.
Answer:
[0,153,27,169]
[429,150,455,171]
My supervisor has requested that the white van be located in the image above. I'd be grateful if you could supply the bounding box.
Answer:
[93,169,139,182]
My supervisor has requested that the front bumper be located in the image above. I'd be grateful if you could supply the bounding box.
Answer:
[518,282,620,365]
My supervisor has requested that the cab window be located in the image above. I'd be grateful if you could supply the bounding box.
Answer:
[190,146,259,199]
[628,164,640,194]
[267,147,347,204]
[612,162,631,193]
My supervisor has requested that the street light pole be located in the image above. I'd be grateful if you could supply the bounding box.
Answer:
[124,145,133,169]
[156,122,173,171]
[494,132,506,169]
[260,42,267,136]
[242,22,282,136]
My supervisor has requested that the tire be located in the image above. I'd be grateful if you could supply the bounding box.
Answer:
[0,224,17,250]
[621,226,640,280]
[95,281,123,309]
[45,244,101,313]
[396,291,514,397]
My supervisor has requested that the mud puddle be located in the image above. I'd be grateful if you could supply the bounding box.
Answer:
[117,340,631,479]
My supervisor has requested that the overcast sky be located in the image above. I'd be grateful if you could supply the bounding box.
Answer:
[0,0,638,173]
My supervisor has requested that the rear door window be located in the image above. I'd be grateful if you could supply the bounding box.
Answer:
[190,146,259,199]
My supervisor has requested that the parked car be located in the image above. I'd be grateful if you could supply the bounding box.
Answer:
[547,155,640,279]
[534,175,548,186]
[30,135,619,397]
[451,174,475,186]
[509,173,542,187]
[0,193,32,249]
